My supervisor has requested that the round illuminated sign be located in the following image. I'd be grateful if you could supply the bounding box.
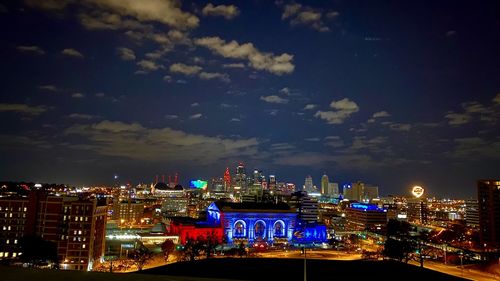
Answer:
[412,186,424,198]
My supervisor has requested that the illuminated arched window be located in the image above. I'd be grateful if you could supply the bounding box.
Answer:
[273,220,285,237]
[233,220,247,238]
[254,220,266,239]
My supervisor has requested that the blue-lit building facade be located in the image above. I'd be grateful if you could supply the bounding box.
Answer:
[206,201,327,245]
[345,203,387,234]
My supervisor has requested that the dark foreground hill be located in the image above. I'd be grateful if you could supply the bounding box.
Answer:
[141,258,467,281]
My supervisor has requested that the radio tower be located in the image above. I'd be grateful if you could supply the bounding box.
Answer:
[224,167,231,192]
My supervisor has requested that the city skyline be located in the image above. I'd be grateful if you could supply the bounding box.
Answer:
[0,1,499,198]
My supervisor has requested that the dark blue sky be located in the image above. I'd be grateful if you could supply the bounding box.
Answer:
[0,0,499,198]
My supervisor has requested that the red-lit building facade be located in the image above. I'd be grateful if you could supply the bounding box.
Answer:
[0,191,107,271]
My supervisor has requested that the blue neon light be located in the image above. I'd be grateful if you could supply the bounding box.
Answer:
[350,203,385,212]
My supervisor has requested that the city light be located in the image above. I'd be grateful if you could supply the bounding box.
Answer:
[412,186,425,198]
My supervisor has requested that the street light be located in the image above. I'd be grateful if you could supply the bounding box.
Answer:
[303,246,307,281]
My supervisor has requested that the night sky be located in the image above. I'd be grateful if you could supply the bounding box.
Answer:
[0,1,499,198]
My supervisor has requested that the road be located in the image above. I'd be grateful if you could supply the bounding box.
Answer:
[408,260,499,281]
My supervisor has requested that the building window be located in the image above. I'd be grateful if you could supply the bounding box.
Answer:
[23,207,27,212]
[82,244,86,249]
[273,220,286,237]
[14,239,17,244]
[233,220,247,238]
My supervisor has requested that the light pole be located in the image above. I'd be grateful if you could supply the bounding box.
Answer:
[303,246,307,281]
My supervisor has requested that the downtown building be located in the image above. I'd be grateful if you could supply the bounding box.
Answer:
[0,191,107,271]
[477,180,500,251]
[345,203,388,234]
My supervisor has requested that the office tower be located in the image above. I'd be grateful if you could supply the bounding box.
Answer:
[224,167,231,192]
[465,199,479,228]
[363,185,379,201]
[268,175,276,191]
[290,191,319,224]
[304,175,314,193]
[478,180,500,249]
[328,182,339,197]
[321,174,329,195]
[346,203,387,233]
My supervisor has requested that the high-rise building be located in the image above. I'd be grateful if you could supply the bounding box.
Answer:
[112,200,144,224]
[268,175,276,191]
[407,198,428,225]
[290,191,319,224]
[363,185,379,201]
[304,176,314,193]
[343,182,364,201]
[465,199,479,228]
[346,203,387,233]
[478,180,500,249]
[328,182,339,197]
[321,174,329,195]
[0,191,107,271]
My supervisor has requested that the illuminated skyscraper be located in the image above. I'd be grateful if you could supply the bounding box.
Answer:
[223,167,231,191]
[321,174,329,195]
[304,175,314,193]
[478,180,500,249]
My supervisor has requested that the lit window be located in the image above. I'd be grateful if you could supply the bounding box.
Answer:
[82,244,86,249]
[75,217,78,221]
[7,226,11,230]
[12,253,16,258]
[23,207,27,212]
[14,239,17,244]
[0,252,3,257]
[6,239,9,244]
[9,213,12,217]
[2,226,5,230]
[78,230,82,235]
[74,230,77,235]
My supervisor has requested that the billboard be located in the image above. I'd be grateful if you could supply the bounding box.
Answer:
[189,180,208,189]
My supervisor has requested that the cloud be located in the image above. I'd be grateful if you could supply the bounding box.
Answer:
[38,85,58,92]
[260,95,289,104]
[202,3,239,19]
[389,123,411,131]
[189,113,202,119]
[0,103,47,115]
[445,113,470,125]
[137,59,163,71]
[271,142,295,150]
[305,137,320,141]
[223,63,245,69]
[163,75,173,83]
[61,48,84,58]
[194,36,294,75]
[448,137,500,159]
[17,45,45,55]
[324,136,344,148]
[372,111,390,118]
[230,118,240,122]
[281,3,336,32]
[220,103,237,109]
[65,120,259,163]
[164,114,178,120]
[199,72,230,82]
[169,63,202,75]
[279,87,290,95]
[72,93,85,98]
[79,10,152,31]
[116,47,135,60]
[95,92,105,97]
[314,98,359,124]
[191,102,199,107]
[68,113,94,119]
[303,104,317,110]
[84,0,199,30]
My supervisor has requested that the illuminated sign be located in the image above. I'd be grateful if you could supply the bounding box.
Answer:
[412,186,424,198]
[190,180,208,189]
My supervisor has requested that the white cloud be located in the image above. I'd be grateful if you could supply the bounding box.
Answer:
[260,95,289,104]
[305,137,320,141]
[0,103,47,115]
[65,120,259,163]
[326,11,339,19]
[116,47,135,60]
[314,98,359,124]
[281,3,333,32]
[223,63,245,69]
[137,59,163,71]
[68,113,94,119]
[95,92,105,97]
[194,36,294,75]
[221,103,237,109]
[230,118,240,122]
[303,104,317,110]
[169,63,202,75]
[38,85,58,92]
[16,45,45,55]
[191,102,199,107]
[85,0,199,29]
[164,114,178,120]
[389,123,411,131]
[372,111,390,118]
[199,72,230,82]
[202,3,240,19]
[189,113,202,119]
[279,87,290,95]
[163,75,173,82]
[62,48,84,58]
[445,113,470,125]
[72,93,85,98]
[79,11,152,31]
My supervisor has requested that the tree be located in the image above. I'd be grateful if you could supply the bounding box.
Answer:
[383,238,415,263]
[161,239,175,262]
[19,235,59,267]
[181,237,203,262]
[237,242,246,258]
[202,232,220,259]
[132,244,152,271]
